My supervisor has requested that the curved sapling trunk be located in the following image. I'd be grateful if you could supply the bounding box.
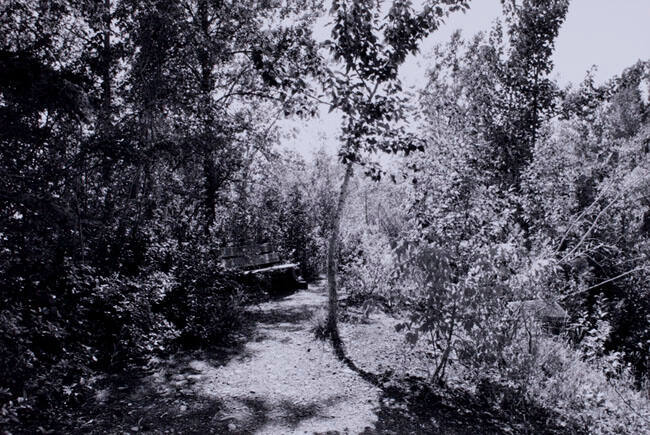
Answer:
[325,162,353,349]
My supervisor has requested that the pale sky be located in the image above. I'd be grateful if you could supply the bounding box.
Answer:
[280,0,650,158]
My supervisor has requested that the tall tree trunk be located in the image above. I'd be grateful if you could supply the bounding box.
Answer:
[203,155,217,234]
[99,0,114,218]
[100,0,112,132]
[326,162,353,346]
[198,0,217,234]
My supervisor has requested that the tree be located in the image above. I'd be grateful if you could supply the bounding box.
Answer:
[535,61,650,382]
[423,0,569,189]
[396,0,570,382]
[320,0,470,349]
[500,0,569,184]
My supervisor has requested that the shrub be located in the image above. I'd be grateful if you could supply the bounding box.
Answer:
[163,245,257,347]
[302,228,327,280]
[310,308,329,341]
[501,335,650,434]
[339,230,399,313]
[74,269,177,368]
[0,263,178,428]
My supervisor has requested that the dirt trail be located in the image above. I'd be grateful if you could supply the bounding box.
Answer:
[149,282,382,434]
[77,281,591,434]
[77,282,570,434]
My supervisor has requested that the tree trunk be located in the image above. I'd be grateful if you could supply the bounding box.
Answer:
[325,162,353,345]
[100,0,112,132]
[198,0,217,234]
[203,155,217,234]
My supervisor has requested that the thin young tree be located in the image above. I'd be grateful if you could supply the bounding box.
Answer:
[320,0,470,350]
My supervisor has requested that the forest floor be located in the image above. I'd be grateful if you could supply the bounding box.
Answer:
[67,280,579,434]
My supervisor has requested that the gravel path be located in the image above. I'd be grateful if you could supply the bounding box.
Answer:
[71,281,591,434]
[154,282,383,434]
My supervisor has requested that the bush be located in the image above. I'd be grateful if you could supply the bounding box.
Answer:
[162,245,258,347]
[499,335,650,434]
[73,269,177,368]
[339,230,399,313]
[302,228,327,280]
[0,263,178,428]
[310,308,329,341]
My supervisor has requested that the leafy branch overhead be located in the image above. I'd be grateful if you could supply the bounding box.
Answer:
[322,0,470,174]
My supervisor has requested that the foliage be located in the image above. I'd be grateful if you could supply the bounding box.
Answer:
[0,264,175,427]
[1,0,649,431]
[498,336,650,434]
[0,0,327,429]
[319,0,471,344]
[423,0,569,188]
[520,61,650,381]
[163,246,252,347]
[409,0,649,390]
[339,230,399,313]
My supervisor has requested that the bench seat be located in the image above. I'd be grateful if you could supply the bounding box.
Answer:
[220,244,307,292]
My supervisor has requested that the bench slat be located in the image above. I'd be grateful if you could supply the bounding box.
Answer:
[246,252,280,268]
[245,262,299,274]
[223,257,250,269]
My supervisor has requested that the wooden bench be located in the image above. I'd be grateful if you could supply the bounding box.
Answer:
[220,243,307,292]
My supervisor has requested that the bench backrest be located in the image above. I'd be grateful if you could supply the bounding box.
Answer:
[220,243,281,270]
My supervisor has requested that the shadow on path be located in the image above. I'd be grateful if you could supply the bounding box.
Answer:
[330,335,586,435]
[66,287,331,434]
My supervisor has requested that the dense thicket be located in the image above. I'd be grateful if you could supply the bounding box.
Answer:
[0,0,333,426]
[332,1,649,431]
[336,0,649,387]
[410,30,649,384]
